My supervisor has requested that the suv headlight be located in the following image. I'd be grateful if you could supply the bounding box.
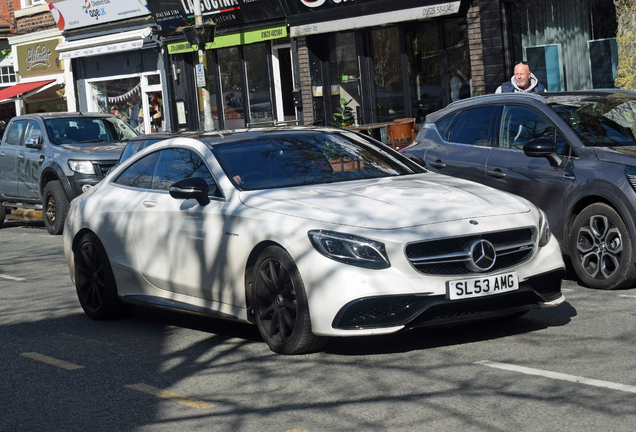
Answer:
[308,230,391,269]
[68,160,96,175]
[538,208,551,247]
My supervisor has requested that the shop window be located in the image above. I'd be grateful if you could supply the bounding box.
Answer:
[218,47,245,129]
[20,0,46,8]
[444,17,471,103]
[371,26,404,122]
[89,76,142,131]
[0,66,15,84]
[589,38,617,89]
[244,42,273,126]
[406,23,443,126]
[330,32,361,125]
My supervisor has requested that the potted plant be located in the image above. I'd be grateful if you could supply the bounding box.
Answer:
[333,98,355,127]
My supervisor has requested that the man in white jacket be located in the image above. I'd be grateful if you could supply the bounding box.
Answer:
[495,61,546,93]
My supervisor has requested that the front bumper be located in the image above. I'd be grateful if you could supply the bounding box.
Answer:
[332,269,564,331]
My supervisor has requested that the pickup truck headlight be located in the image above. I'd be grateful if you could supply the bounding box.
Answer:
[538,208,551,247]
[308,230,391,269]
[68,160,96,175]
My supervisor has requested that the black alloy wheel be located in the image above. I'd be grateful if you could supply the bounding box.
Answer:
[570,203,636,290]
[42,180,68,235]
[74,232,135,319]
[252,246,325,354]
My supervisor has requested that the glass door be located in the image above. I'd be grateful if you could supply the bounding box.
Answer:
[272,43,297,125]
[142,73,164,134]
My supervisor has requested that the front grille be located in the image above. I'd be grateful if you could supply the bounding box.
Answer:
[93,160,117,177]
[405,228,535,275]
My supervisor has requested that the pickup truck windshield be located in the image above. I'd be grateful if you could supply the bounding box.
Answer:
[44,117,136,145]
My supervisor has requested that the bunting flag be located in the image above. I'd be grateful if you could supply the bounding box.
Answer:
[107,84,141,104]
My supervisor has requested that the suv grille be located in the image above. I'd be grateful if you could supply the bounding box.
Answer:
[94,160,117,177]
[405,228,535,275]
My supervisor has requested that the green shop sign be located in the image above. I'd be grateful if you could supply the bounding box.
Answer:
[168,26,287,54]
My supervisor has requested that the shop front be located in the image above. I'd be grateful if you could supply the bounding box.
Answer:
[6,29,71,115]
[285,0,468,128]
[168,24,295,131]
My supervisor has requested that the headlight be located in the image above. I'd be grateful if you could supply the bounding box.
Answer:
[538,208,551,247]
[308,230,391,269]
[68,160,96,175]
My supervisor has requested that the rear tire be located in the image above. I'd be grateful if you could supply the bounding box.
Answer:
[74,232,135,319]
[0,205,5,228]
[42,180,69,235]
[569,203,636,290]
[252,246,326,354]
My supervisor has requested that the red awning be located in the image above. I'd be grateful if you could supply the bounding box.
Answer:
[0,80,56,101]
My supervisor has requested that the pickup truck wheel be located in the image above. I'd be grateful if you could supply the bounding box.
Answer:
[0,205,5,228]
[42,180,68,235]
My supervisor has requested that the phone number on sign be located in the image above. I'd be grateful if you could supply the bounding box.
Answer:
[422,3,456,17]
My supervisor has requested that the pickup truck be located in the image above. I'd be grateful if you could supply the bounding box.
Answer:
[0,112,137,234]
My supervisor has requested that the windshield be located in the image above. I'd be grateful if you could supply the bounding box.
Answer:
[213,131,416,190]
[44,117,137,145]
[550,94,636,147]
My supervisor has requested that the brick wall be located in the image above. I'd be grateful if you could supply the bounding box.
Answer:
[296,37,314,126]
[15,9,56,35]
[467,3,485,96]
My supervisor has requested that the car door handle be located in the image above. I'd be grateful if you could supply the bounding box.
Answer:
[487,169,507,179]
[17,154,24,160]
[143,200,157,208]
[564,170,575,181]
[0,151,4,157]
[429,160,447,169]
[39,155,45,164]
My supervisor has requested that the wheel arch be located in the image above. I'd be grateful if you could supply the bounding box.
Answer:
[71,227,100,254]
[40,164,73,201]
[565,187,636,259]
[243,240,286,324]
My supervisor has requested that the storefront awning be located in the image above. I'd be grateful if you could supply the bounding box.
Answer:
[56,27,152,60]
[0,79,55,102]
[290,1,460,37]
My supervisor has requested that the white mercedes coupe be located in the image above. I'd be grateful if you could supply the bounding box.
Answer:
[63,127,566,354]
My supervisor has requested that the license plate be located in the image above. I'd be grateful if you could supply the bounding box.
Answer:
[447,272,518,300]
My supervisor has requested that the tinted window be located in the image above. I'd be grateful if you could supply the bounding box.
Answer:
[44,117,136,144]
[113,152,159,189]
[214,131,413,191]
[448,107,495,146]
[119,139,163,164]
[500,106,555,151]
[435,112,458,141]
[5,120,27,146]
[151,148,216,193]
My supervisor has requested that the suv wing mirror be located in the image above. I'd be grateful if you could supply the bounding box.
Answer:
[25,136,42,149]
[169,177,213,206]
[523,138,561,167]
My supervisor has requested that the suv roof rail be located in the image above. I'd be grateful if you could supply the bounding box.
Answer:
[447,92,547,109]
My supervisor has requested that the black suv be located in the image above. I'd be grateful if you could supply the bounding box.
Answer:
[0,112,137,234]
[406,90,636,290]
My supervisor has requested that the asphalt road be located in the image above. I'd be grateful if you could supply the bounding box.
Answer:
[2,218,636,431]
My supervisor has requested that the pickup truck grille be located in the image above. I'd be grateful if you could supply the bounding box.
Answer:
[94,161,117,177]
[405,228,536,275]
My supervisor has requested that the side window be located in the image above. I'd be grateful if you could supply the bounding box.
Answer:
[435,112,458,141]
[24,121,43,144]
[151,148,216,194]
[448,106,496,146]
[500,106,555,151]
[5,120,28,146]
[555,132,569,156]
[113,152,159,189]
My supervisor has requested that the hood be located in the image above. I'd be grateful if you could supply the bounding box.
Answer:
[511,73,540,92]
[238,174,531,229]
[58,143,125,155]
[594,146,636,166]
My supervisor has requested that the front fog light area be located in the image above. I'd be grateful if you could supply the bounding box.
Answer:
[308,230,391,269]
[68,160,96,175]
[538,208,551,247]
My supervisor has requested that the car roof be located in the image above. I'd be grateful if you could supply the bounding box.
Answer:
[15,112,120,120]
[180,126,350,146]
[427,89,636,123]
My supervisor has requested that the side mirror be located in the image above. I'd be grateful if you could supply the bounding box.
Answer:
[169,177,212,206]
[523,138,561,167]
[25,136,42,149]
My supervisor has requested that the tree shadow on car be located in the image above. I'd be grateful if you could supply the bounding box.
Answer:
[323,301,577,356]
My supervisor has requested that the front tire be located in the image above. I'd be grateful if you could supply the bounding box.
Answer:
[252,246,325,354]
[42,180,69,235]
[569,203,636,290]
[74,232,135,319]
[0,205,5,228]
